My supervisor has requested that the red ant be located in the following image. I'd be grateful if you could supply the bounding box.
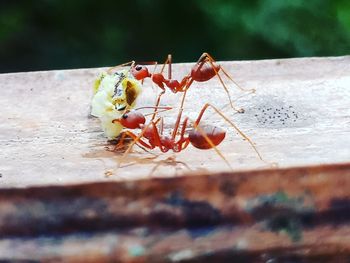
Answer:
[108,52,254,116]
[112,103,263,169]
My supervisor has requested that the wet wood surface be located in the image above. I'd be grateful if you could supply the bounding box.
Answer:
[0,56,349,188]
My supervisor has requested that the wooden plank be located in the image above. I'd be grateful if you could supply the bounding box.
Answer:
[0,163,350,262]
[0,56,349,188]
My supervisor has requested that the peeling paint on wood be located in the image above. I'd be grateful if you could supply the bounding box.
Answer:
[0,163,350,261]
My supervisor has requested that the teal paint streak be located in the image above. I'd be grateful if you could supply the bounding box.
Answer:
[246,191,316,242]
[128,244,146,257]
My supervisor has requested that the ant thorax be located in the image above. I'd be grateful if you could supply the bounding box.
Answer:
[91,69,142,139]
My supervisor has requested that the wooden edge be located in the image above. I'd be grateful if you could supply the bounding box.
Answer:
[1,162,349,233]
[1,162,350,261]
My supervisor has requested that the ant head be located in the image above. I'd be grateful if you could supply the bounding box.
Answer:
[131,65,151,80]
[114,111,146,129]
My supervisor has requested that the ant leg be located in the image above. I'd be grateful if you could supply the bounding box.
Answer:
[134,106,173,111]
[155,55,194,141]
[118,119,169,167]
[149,61,159,79]
[113,130,162,154]
[122,131,155,150]
[138,106,173,118]
[148,156,192,177]
[148,121,170,153]
[171,89,186,139]
[194,121,234,170]
[156,55,194,140]
[176,112,233,157]
[174,117,190,152]
[160,54,172,79]
[199,54,244,113]
[170,76,195,140]
[160,117,164,135]
[151,88,166,121]
[138,61,158,87]
[203,52,255,93]
[149,59,169,122]
[118,124,156,168]
[109,60,158,75]
[112,132,130,151]
[195,103,265,162]
[148,162,164,177]
[150,55,173,121]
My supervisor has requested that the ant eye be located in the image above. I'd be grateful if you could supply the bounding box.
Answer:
[135,65,142,71]
[122,114,128,119]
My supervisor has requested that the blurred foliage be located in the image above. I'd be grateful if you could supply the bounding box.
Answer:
[0,0,349,72]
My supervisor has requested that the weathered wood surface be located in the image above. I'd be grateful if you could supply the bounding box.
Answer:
[0,56,349,188]
[0,163,350,262]
[0,56,350,261]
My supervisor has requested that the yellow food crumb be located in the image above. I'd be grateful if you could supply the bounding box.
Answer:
[91,70,142,139]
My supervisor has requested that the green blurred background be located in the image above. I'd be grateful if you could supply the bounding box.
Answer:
[1,0,349,73]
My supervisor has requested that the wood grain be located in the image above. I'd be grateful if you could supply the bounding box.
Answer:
[0,56,349,188]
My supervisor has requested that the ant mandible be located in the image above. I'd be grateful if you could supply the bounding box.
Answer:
[112,103,264,169]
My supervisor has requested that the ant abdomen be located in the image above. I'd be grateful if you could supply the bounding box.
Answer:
[188,125,226,149]
[191,62,220,82]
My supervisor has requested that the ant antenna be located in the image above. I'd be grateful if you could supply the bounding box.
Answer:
[107,61,136,74]
[134,106,172,111]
